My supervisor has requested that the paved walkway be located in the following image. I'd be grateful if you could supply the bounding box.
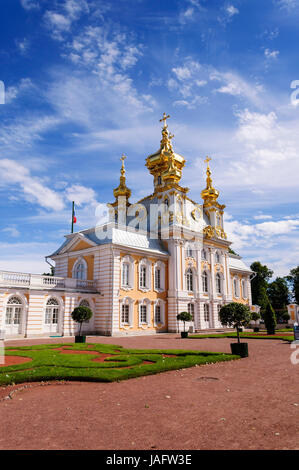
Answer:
[0,334,298,450]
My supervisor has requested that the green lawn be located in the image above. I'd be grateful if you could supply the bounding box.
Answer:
[0,343,239,386]
[189,331,294,342]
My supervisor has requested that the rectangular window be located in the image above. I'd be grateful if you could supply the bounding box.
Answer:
[121,304,129,324]
[5,308,13,325]
[188,303,195,321]
[122,263,129,287]
[204,304,210,322]
[14,308,21,325]
[155,268,161,289]
[140,266,147,288]
[155,305,161,323]
[140,305,147,323]
[45,308,51,324]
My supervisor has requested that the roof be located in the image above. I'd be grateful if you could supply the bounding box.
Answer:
[228,255,252,273]
[49,225,169,257]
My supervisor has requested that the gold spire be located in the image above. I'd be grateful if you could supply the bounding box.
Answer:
[201,157,220,205]
[113,154,131,200]
[145,113,186,188]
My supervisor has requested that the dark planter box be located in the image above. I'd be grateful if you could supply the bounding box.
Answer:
[181,331,188,338]
[253,327,260,332]
[75,335,86,343]
[230,342,248,358]
[266,329,275,335]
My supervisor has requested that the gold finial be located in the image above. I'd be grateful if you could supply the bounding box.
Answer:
[159,112,170,128]
[204,156,211,167]
[113,154,131,200]
[201,156,219,205]
[120,154,126,176]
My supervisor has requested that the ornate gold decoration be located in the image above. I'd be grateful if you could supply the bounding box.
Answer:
[203,225,227,240]
[112,154,132,202]
[146,113,186,188]
[201,157,220,206]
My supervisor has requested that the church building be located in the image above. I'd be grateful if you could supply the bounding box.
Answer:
[0,114,253,338]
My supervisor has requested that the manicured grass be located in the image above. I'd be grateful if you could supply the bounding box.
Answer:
[189,332,294,342]
[0,343,239,386]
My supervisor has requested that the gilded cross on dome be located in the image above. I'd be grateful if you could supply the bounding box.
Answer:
[159,112,170,128]
[204,156,211,167]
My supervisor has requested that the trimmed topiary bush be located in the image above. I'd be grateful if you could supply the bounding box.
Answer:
[177,311,193,337]
[71,306,93,337]
[264,301,276,335]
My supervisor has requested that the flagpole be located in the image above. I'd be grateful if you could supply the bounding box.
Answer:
[71,201,75,234]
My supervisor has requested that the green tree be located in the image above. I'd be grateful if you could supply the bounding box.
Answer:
[267,277,290,320]
[264,301,276,335]
[71,306,93,336]
[287,266,299,304]
[219,303,251,344]
[250,261,273,314]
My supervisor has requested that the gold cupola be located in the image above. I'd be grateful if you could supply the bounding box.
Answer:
[113,154,131,202]
[201,157,220,206]
[146,113,186,190]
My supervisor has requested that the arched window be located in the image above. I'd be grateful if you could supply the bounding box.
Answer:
[45,298,59,325]
[164,197,169,210]
[73,259,87,280]
[234,278,240,297]
[79,299,90,308]
[157,176,162,186]
[202,249,207,260]
[186,269,193,292]
[202,271,208,293]
[6,296,22,326]
[188,303,195,321]
[215,251,221,263]
[216,273,221,294]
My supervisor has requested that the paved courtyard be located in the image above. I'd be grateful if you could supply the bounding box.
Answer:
[0,334,298,450]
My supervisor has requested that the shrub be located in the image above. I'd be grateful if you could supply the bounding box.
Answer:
[177,311,193,332]
[264,301,276,335]
[219,303,251,343]
[71,306,93,336]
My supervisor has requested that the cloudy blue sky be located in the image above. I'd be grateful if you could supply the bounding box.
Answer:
[0,0,298,276]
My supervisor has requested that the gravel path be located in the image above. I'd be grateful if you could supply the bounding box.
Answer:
[0,334,298,450]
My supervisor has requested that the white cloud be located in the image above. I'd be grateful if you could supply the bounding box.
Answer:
[254,215,273,220]
[20,0,40,10]
[264,48,280,59]
[0,242,57,274]
[211,71,263,107]
[2,227,21,238]
[44,11,72,40]
[16,38,30,55]
[226,5,239,16]
[65,184,97,206]
[0,159,65,211]
[5,78,34,103]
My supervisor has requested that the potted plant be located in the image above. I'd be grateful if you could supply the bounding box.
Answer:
[177,311,193,338]
[264,301,276,335]
[219,302,251,358]
[251,311,261,332]
[71,306,93,343]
